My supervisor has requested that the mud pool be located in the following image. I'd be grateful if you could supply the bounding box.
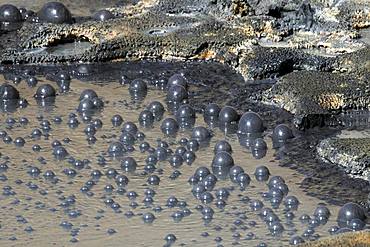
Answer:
[0,62,366,247]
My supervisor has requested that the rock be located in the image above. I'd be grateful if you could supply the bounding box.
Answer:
[0,3,249,65]
[317,137,370,181]
[297,230,370,247]
[262,71,370,129]
[0,0,367,67]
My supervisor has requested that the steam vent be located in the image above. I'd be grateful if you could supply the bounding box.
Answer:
[0,0,369,246]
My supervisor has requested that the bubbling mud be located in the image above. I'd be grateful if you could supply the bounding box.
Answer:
[0,65,367,247]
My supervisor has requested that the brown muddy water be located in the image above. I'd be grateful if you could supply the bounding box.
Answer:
[0,73,343,247]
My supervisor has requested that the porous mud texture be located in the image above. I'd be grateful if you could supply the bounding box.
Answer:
[298,230,370,247]
[262,70,370,129]
[317,138,370,181]
[0,0,250,64]
[0,0,367,65]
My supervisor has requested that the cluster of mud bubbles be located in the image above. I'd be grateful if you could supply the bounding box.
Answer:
[0,1,123,32]
[0,60,367,247]
[0,1,115,25]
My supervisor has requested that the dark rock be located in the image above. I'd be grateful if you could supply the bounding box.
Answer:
[317,137,370,181]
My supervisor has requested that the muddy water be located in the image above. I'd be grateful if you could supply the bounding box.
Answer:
[0,75,341,247]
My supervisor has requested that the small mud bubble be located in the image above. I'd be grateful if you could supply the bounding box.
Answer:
[268,176,285,188]
[14,137,25,147]
[254,166,270,177]
[214,140,232,154]
[238,112,264,135]
[176,104,195,123]
[0,84,19,101]
[79,89,98,101]
[215,188,230,200]
[284,196,300,210]
[164,233,177,244]
[34,84,56,99]
[119,132,135,146]
[229,166,244,182]
[187,139,200,152]
[194,167,211,181]
[129,79,147,94]
[56,71,70,81]
[272,124,294,142]
[93,10,114,22]
[108,142,126,157]
[175,146,187,156]
[75,64,92,75]
[107,228,116,235]
[43,170,56,179]
[166,196,178,207]
[328,225,340,235]
[38,2,72,24]
[167,74,188,90]
[218,106,239,124]
[337,202,366,227]
[161,118,179,136]
[191,126,211,143]
[0,4,22,23]
[91,118,103,129]
[184,150,196,165]
[26,77,38,87]
[155,147,168,161]
[188,175,199,185]
[250,199,264,210]
[143,212,155,223]
[18,98,28,108]
[171,211,184,221]
[77,99,95,113]
[289,236,305,245]
[19,117,29,125]
[204,103,220,121]
[115,175,129,187]
[147,101,165,121]
[12,75,22,84]
[169,154,184,168]
[57,80,70,92]
[251,138,267,150]
[349,218,366,231]
[314,205,331,218]
[138,110,155,127]
[111,114,123,127]
[53,146,68,159]
[121,122,138,135]
[119,75,129,85]
[147,175,160,185]
[166,85,188,103]
[237,173,251,187]
[121,157,137,172]
[84,125,96,137]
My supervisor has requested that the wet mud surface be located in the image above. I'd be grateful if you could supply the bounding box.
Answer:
[2,61,368,208]
[0,61,368,247]
[0,0,369,246]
